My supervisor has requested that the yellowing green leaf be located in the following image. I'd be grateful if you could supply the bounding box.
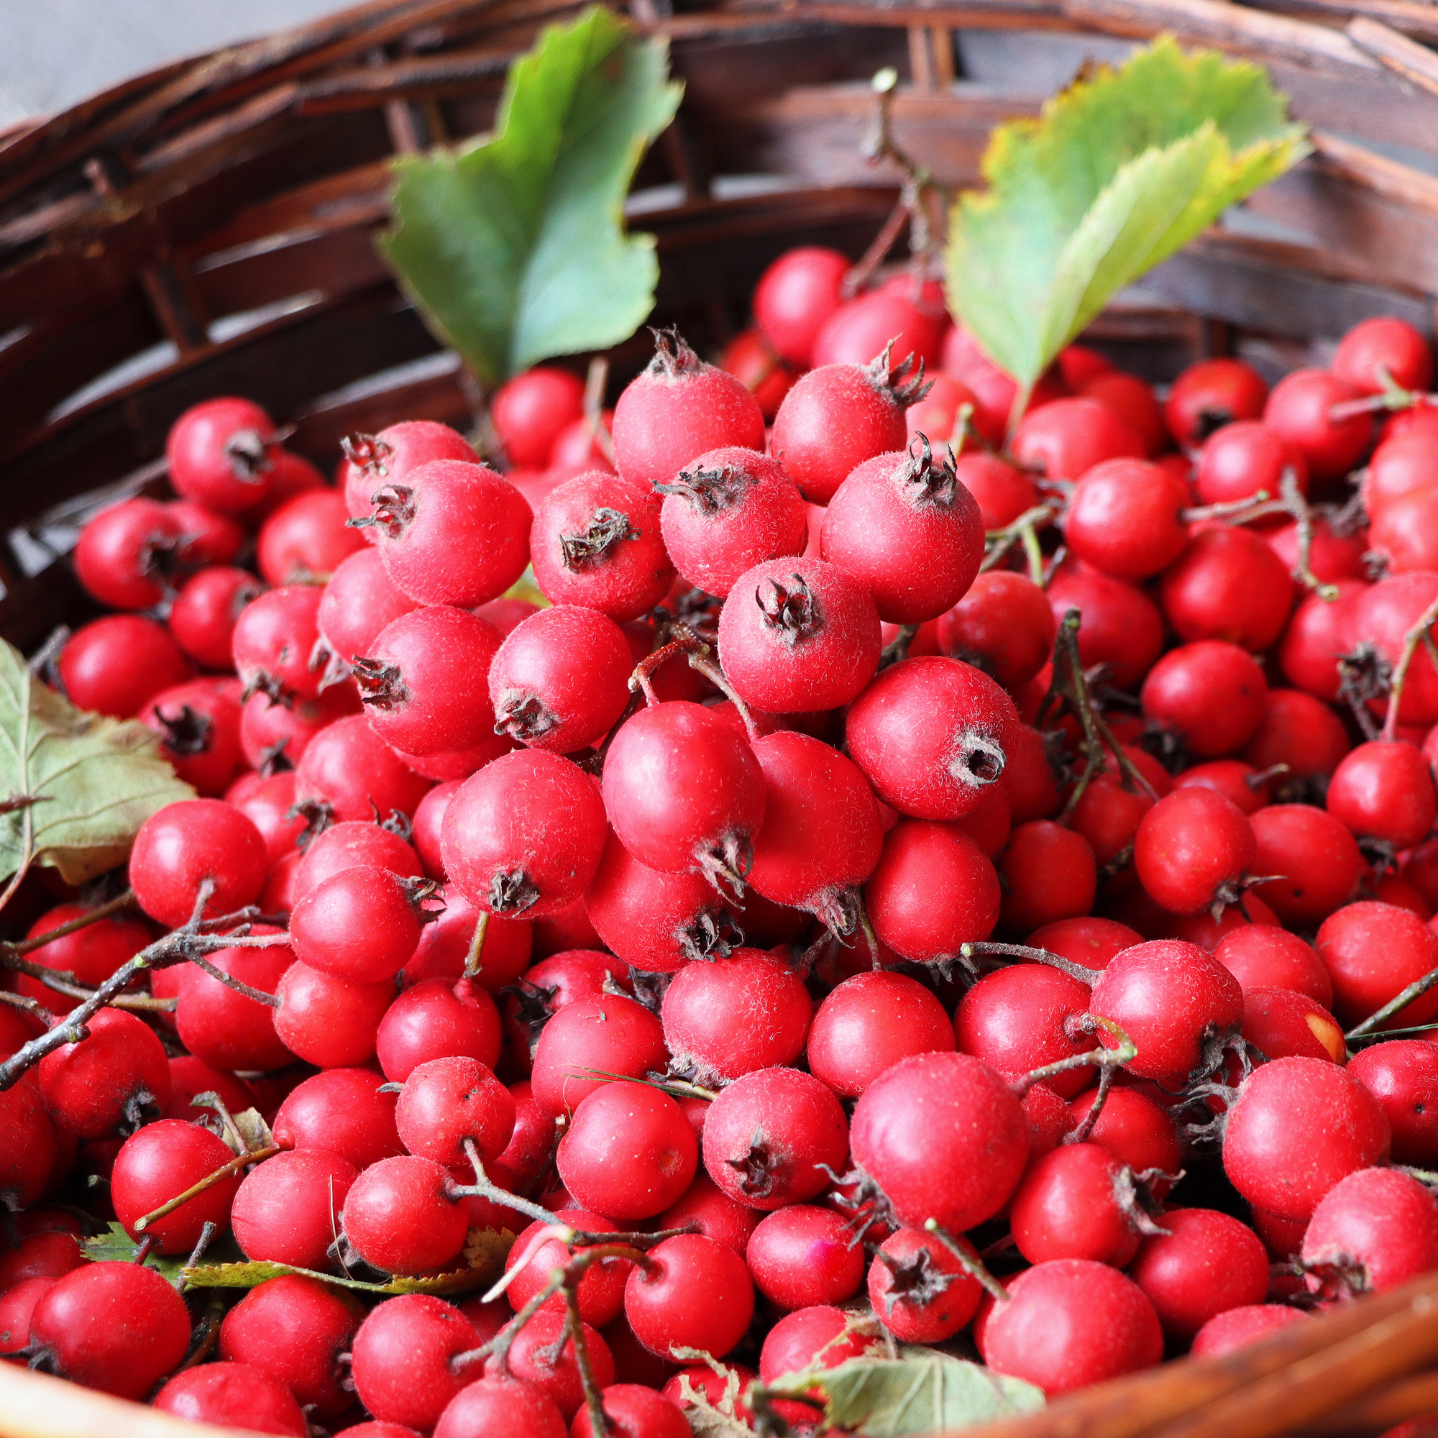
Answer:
[767,1350,1045,1437]
[946,36,1308,399]
[0,639,194,887]
[380,6,682,386]
[182,1227,517,1296]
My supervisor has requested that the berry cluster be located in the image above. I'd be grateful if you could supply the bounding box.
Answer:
[5,245,1438,1437]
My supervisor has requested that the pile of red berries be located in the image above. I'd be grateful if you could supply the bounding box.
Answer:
[6,241,1438,1438]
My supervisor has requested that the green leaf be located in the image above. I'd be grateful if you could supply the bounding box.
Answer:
[380,6,682,386]
[765,1349,1045,1437]
[946,35,1309,399]
[81,1222,242,1289]
[182,1226,517,1296]
[0,639,194,888]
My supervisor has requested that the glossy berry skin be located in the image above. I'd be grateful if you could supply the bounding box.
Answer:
[74,497,186,609]
[492,366,586,468]
[1317,900,1438,1031]
[378,977,503,1081]
[1355,574,1438,725]
[273,1067,404,1171]
[998,821,1098,933]
[258,489,363,586]
[953,451,1039,527]
[1141,641,1268,758]
[746,1204,865,1310]
[1064,459,1189,581]
[1193,420,1306,506]
[111,1119,240,1255]
[867,1227,982,1343]
[1009,1143,1147,1268]
[1301,1165,1438,1294]
[701,1066,848,1211]
[363,458,532,607]
[1364,433,1438,519]
[1348,1041,1438,1163]
[38,1006,171,1139]
[1224,1057,1391,1220]
[662,949,812,1083]
[58,615,192,719]
[808,971,955,1098]
[601,701,766,894]
[167,397,278,512]
[571,1384,690,1438]
[976,1260,1162,1396]
[505,1306,614,1420]
[866,818,1000,963]
[504,1208,634,1326]
[955,966,1094,1098]
[851,1052,1028,1232]
[1128,1208,1270,1340]
[169,566,263,671]
[231,584,326,704]
[1191,1304,1311,1358]
[719,555,881,713]
[1243,689,1353,788]
[748,731,882,926]
[1159,526,1294,652]
[1011,397,1145,482]
[583,831,740,973]
[760,1304,884,1384]
[356,606,503,758]
[342,1156,469,1275]
[29,1261,191,1399]
[1263,369,1372,483]
[1249,804,1362,928]
[130,797,267,928]
[16,904,151,1013]
[1214,925,1333,1006]
[1046,560,1165,689]
[273,961,396,1070]
[294,715,433,826]
[624,1232,755,1358]
[657,447,808,598]
[219,1275,361,1418]
[396,1056,514,1168]
[939,571,1056,690]
[822,442,985,623]
[772,357,914,504]
[1333,316,1434,394]
[847,656,1019,820]
[442,749,606,918]
[154,1361,306,1437]
[530,472,676,622]
[318,547,419,662]
[611,332,764,489]
[1164,358,1269,446]
[1031,917,1142,971]
[557,1081,698,1220]
[435,1377,566,1438]
[0,1082,58,1210]
[231,1149,359,1269]
[753,247,848,366]
[487,605,630,755]
[813,285,945,372]
[1327,740,1437,848]
[350,1294,479,1432]
[296,818,424,897]
[530,993,668,1118]
[1065,1087,1182,1179]
[1090,939,1243,1087]
[290,863,423,983]
[1134,787,1257,916]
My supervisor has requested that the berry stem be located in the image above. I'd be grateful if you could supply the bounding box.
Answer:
[686,649,762,745]
[564,1275,613,1438]
[958,940,1102,986]
[1008,1015,1137,1097]
[1065,1061,1117,1145]
[449,1137,556,1227]
[879,624,920,669]
[184,953,281,1008]
[0,888,138,960]
[133,1146,280,1232]
[1345,962,1438,1040]
[0,989,55,1027]
[980,505,1056,579]
[463,912,490,979]
[923,1220,1010,1302]
[1381,593,1438,742]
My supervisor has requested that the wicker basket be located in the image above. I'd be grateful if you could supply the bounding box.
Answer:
[5,0,1438,1433]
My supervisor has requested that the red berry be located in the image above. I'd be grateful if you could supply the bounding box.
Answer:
[1046,560,1164,689]
[290,864,424,983]
[1010,1142,1148,1267]
[1303,1165,1438,1295]
[807,971,954,1098]
[1134,786,1257,916]
[623,1232,755,1359]
[1164,359,1268,446]
[350,1294,479,1432]
[1317,900,1438,1031]
[38,1006,171,1139]
[1249,804,1362,928]
[1065,1086,1182,1178]
[1127,1207,1269,1340]
[746,1203,865,1310]
[1011,397,1144,481]
[754,247,849,367]
[434,1376,566,1438]
[506,1306,614,1420]
[939,571,1056,690]
[74,497,186,610]
[29,1260,190,1399]
[1348,1040,1438,1163]
[1065,459,1189,581]
[1328,740,1437,849]
[273,961,395,1069]
[812,287,944,372]
[154,1360,306,1436]
[1159,526,1294,651]
[867,1226,983,1342]
[169,566,264,672]
[272,1067,404,1170]
[530,993,667,1118]
[1191,1304,1310,1357]
[504,1208,633,1326]
[1213,924,1333,1006]
[1263,369,1372,483]
[976,1259,1162,1395]
[955,965,1094,1098]
[58,615,192,719]
[1333,316,1433,395]
[1141,640,1268,758]
[231,1149,358,1269]
[998,820,1097,932]
[342,1155,468,1275]
[491,366,586,469]
[167,397,278,513]
[379,977,502,1082]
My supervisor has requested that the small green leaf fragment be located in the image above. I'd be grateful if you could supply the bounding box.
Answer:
[0,639,194,887]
